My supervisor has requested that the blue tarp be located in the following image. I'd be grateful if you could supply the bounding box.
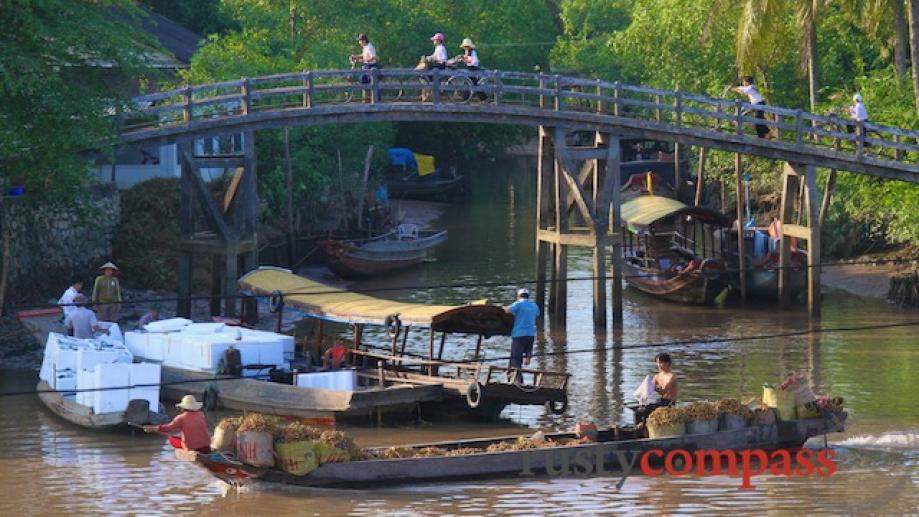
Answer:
[388,148,417,169]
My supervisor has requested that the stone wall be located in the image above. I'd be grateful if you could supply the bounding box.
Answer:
[3,185,120,303]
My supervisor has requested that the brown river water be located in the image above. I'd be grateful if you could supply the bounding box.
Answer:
[1,158,917,515]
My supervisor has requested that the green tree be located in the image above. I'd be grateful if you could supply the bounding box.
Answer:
[0,0,158,310]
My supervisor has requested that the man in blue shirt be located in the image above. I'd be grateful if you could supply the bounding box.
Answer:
[505,288,540,378]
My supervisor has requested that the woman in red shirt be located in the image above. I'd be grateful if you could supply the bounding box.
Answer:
[146,395,211,452]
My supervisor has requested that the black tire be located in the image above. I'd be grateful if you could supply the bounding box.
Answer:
[268,290,284,314]
[446,75,473,103]
[466,381,485,409]
[384,314,402,339]
[546,395,568,415]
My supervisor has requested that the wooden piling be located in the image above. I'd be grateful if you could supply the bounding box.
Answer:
[734,153,747,300]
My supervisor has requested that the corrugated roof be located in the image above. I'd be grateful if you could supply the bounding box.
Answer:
[621,195,731,229]
[238,268,513,335]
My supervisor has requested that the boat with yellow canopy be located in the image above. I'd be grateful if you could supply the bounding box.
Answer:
[238,267,570,416]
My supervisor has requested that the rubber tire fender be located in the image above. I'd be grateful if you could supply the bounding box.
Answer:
[268,290,284,314]
[465,381,485,409]
[384,314,402,339]
[547,395,568,415]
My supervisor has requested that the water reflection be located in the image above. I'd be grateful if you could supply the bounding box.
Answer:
[1,158,917,514]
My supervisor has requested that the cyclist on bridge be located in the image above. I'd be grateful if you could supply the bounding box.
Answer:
[350,33,380,103]
[426,32,448,69]
[450,38,485,101]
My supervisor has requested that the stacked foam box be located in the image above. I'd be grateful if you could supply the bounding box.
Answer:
[97,322,124,344]
[92,363,131,414]
[296,370,357,391]
[144,317,192,333]
[128,363,161,409]
[76,346,122,373]
[55,370,77,392]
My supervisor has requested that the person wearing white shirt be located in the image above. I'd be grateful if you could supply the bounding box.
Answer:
[427,32,448,68]
[351,33,380,103]
[730,76,770,139]
[57,277,83,333]
[455,38,486,101]
[848,94,868,122]
[64,295,109,339]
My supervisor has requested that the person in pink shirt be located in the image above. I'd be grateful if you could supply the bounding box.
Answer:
[145,395,211,452]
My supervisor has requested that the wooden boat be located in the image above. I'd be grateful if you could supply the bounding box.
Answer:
[729,227,808,300]
[158,366,443,420]
[238,268,570,417]
[318,226,447,278]
[382,148,464,200]
[36,380,165,430]
[620,195,733,304]
[179,412,847,488]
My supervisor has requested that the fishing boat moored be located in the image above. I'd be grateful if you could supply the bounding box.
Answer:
[318,224,447,278]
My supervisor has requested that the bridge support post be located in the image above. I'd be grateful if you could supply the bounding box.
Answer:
[778,163,821,317]
[535,127,620,330]
[535,126,553,317]
[175,131,260,319]
[735,153,748,301]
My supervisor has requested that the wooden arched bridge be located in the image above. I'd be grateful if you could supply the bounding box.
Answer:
[116,68,919,327]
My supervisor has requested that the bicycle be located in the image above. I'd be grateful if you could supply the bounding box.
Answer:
[341,57,403,103]
[414,57,491,103]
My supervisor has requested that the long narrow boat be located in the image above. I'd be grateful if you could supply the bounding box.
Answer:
[238,268,569,416]
[179,413,846,488]
[37,380,164,430]
[158,367,443,420]
[620,195,733,304]
[318,228,447,278]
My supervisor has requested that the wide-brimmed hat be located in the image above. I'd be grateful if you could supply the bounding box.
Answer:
[98,261,119,271]
[431,32,444,42]
[461,38,475,49]
[176,395,203,411]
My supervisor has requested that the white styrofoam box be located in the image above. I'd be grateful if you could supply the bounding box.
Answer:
[92,363,130,414]
[144,317,192,333]
[180,339,203,369]
[76,369,94,407]
[145,333,168,362]
[234,341,261,367]
[128,363,161,409]
[278,335,295,360]
[163,335,186,368]
[124,331,147,358]
[76,347,120,373]
[295,370,356,391]
[55,371,77,392]
[182,322,226,334]
[97,322,124,343]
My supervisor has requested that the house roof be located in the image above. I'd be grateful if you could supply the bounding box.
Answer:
[139,10,201,66]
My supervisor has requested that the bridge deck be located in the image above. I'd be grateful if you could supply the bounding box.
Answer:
[116,68,919,183]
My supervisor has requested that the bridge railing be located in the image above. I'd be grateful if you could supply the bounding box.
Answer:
[120,69,919,168]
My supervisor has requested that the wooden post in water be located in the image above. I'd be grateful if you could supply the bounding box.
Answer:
[734,153,747,301]
[550,127,569,326]
[591,132,608,329]
[777,164,799,308]
[803,164,822,317]
[694,147,707,207]
[535,126,553,316]
[608,136,623,329]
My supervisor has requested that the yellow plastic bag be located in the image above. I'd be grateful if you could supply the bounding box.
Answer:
[763,387,797,421]
[275,441,320,476]
[315,441,350,464]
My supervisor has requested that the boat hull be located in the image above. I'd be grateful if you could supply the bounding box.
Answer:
[747,267,807,300]
[184,414,846,488]
[319,230,447,278]
[623,261,728,304]
[36,380,163,430]
[159,366,443,420]
[387,176,465,200]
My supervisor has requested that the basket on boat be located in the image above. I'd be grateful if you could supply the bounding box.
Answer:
[763,387,796,421]
[720,414,748,431]
[686,419,718,434]
[647,406,686,438]
[648,422,685,438]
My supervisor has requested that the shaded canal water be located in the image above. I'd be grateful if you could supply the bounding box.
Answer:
[1,158,917,515]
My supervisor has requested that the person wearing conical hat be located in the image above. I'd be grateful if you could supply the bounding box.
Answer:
[145,395,211,452]
[92,261,122,323]
[456,38,486,101]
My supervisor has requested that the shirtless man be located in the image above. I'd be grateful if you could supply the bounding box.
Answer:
[653,352,678,405]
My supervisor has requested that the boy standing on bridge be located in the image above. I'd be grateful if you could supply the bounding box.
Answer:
[731,76,770,139]
[351,33,379,103]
